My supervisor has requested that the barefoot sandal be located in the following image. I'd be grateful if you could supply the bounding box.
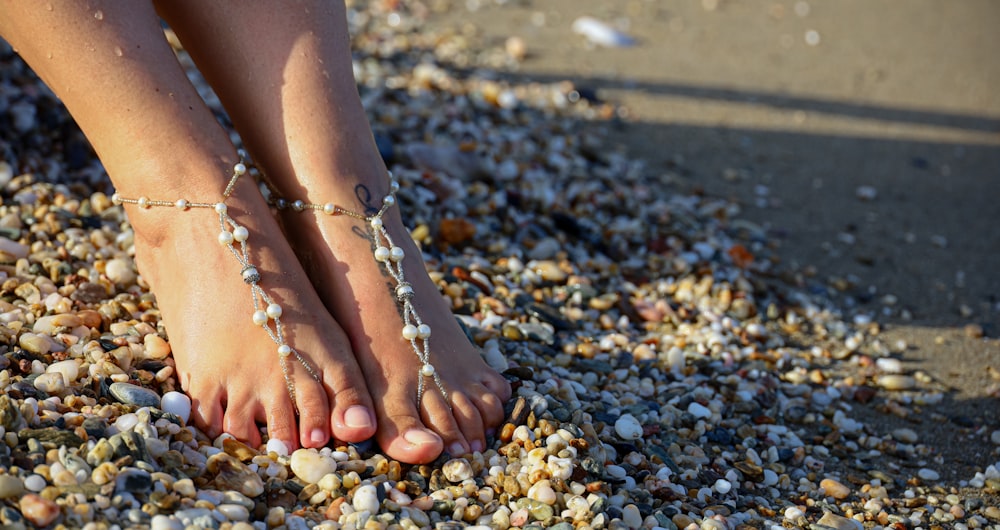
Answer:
[269,172,450,409]
[111,159,321,411]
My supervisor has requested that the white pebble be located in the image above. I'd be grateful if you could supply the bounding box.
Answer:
[688,402,712,419]
[892,428,919,444]
[614,414,643,440]
[918,468,940,481]
[160,392,191,425]
[150,515,184,530]
[289,449,337,484]
[216,504,250,522]
[991,430,1000,445]
[23,474,47,492]
[105,258,137,285]
[714,479,732,494]
[621,503,643,528]
[266,438,289,457]
[784,506,805,521]
[352,484,380,513]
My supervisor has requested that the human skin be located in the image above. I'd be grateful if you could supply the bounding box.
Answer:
[0,0,510,463]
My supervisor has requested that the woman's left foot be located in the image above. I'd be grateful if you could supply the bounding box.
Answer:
[275,174,511,464]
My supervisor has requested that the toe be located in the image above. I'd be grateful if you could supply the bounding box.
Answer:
[373,395,444,464]
[420,389,469,457]
[294,374,332,448]
[468,383,506,434]
[264,390,300,451]
[223,398,263,448]
[451,391,487,454]
[481,371,512,402]
[188,387,225,440]
[322,358,377,443]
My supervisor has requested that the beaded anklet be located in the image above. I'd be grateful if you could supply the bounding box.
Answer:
[270,172,449,409]
[111,160,321,411]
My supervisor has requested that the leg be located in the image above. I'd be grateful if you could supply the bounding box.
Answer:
[156,0,511,463]
[0,0,377,449]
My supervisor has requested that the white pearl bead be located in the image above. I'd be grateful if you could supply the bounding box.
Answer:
[383,195,395,206]
[292,200,305,211]
[232,226,249,242]
[370,217,383,229]
[175,199,189,210]
[252,310,268,326]
[266,303,283,319]
[389,246,405,262]
[111,193,122,205]
[395,283,414,299]
[214,203,228,214]
[417,324,431,339]
[137,197,150,209]
[402,324,418,340]
[420,363,435,377]
[277,344,292,358]
[323,203,336,215]
[374,246,390,262]
[218,231,234,245]
[233,162,247,175]
[390,180,400,193]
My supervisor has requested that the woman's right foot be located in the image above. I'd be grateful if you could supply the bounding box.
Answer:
[123,173,378,450]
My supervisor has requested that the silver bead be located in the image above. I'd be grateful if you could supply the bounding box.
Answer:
[292,200,305,211]
[383,195,395,206]
[241,265,260,284]
[395,282,414,300]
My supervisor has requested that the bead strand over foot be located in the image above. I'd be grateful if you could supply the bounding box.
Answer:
[112,159,321,409]
[270,172,449,409]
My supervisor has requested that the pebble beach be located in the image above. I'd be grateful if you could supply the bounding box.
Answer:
[0,1,999,529]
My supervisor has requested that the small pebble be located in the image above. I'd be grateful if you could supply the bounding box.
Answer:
[109,382,161,408]
[918,468,941,481]
[160,392,191,424]
[352,484,380,513]
[289,449,338,484]
[614,414,642,440]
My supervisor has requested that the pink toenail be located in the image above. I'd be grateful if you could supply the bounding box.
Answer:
[344,406,374,430]
[471,440,484,453]
[448,442,466,456]
[403,429,439,446]
[310,429,327,445]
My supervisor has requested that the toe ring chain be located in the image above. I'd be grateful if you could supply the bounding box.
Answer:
[269,171,450,409]
[112,157,320,412]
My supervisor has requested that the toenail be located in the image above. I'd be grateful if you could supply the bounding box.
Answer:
[310,429,328,445]
[403,429,439,446]
[471,439,484,453]
[344,406,375,430]
[448,442,466,456]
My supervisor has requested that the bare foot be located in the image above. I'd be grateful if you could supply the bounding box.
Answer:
[122,174,378,450]
[277,175,511,464]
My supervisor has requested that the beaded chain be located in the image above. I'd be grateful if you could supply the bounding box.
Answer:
[111,159,321,411]
[270,171,449,408]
